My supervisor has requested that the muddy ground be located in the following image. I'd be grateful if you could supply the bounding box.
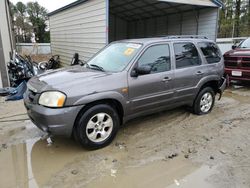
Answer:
[0,85,250,188]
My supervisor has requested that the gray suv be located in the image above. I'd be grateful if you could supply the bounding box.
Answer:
[24,36,226,149]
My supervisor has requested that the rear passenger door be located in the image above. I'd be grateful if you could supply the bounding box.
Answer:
[173,42,206,100]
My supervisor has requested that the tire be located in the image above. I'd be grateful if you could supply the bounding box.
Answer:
[74,104,120,149]
[193,87,215,115]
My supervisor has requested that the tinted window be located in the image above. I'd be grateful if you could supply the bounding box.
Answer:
[138,44,171,74]
[198,42,221,64]
[174,43,201,69]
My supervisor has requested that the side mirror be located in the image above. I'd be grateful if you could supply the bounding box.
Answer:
[131,66,151,77]
[232,45,237,50]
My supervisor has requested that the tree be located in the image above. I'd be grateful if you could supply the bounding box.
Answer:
[26,2,48,43]
[10,1,49,43]
[247,0,250,36]
[235,0,241,37]
[218,0,250,38]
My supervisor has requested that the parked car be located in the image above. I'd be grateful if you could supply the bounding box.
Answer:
[224,38,250,82]
[24,36,226,149]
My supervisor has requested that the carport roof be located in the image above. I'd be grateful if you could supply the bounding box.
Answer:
[109,0,224,21]
[160,0,223,7]
[48,0,224,17]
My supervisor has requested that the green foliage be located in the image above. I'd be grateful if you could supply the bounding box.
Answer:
[218,0,250,38]
[10,1,49,43]
[44,31,50,43]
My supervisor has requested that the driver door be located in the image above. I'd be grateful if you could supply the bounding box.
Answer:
[128,43,174,114]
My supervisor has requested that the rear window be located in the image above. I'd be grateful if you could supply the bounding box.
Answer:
[198,42,221,64]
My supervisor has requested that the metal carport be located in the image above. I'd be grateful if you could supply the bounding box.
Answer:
[109,0,223,42]
[49,0,223,65]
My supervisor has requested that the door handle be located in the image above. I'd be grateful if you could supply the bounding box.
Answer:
[162,77,172,82]
[196,71,204,75]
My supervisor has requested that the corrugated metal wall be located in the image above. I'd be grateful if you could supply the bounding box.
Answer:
[109,14,128,41]
[110,8,218,42]
[198,8,218,40]
[49,0,107,66]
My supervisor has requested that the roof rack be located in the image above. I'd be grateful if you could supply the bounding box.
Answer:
[162,35,208,39]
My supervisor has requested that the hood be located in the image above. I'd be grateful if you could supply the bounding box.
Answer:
[28,66,115,93]
[27,66,128,106]
[224,48,250,57]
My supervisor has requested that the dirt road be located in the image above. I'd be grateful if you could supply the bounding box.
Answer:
[0,85,249,188]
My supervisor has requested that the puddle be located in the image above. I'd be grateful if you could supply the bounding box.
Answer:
[0,137,218,188]
[86,157,216,188]
[0,137,84,188]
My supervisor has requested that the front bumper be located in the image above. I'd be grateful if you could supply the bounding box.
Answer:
[24,96,84,137]
[225,68,250,81]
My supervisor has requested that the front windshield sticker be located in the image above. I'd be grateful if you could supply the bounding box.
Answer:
[126,43,141,49]
[124,48,135,56]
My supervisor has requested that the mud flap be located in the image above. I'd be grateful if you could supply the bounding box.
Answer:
[218,77,227,101]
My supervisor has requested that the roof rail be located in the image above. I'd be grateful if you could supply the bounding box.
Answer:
[161,35,208,39]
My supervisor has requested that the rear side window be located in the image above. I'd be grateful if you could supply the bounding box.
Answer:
[138,44,171,73]
[198,42,221,64]
[174,43,201,69]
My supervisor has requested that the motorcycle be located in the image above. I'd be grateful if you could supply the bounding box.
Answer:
[7,52,38,87]
[7,52,61,87]
[38,55,61,70]
[1,52,61,100]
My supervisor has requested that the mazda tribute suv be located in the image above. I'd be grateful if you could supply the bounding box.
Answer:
[24,36,226,149]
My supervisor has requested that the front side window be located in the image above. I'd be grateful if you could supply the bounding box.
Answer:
[198,42,221,64]
[137,44,171,74]
[87,42,142,72]
[174,42,201,69]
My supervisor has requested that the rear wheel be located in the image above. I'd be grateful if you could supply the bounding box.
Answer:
[193,87,215,115]
[74,104,119,149]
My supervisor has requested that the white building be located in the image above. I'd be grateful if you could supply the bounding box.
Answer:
[48,0,224,66]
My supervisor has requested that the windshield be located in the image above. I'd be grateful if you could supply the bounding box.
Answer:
[87,42,142,72]
[238,38,250,49]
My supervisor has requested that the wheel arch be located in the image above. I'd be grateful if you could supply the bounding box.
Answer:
[200,80,220,94]
[72,98,124,137]
[193,78,220,107]
[196,76,221,95]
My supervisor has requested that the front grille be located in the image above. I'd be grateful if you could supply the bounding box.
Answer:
[224,56,250,69]
[225,62,238,67]
[224,56,238,67]
[242,57,250,69]
[28,89,38,103]
[224,57,238,61]
[242,63,250,68]
[242,57,250,62]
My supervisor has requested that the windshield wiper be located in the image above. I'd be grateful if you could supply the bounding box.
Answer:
[89,64,105,72]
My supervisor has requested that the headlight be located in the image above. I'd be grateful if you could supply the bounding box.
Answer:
[39,91,66,108]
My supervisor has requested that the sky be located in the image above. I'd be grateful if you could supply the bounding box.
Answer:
[10,0,76,13]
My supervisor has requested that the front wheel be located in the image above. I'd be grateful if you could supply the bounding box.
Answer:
[74,104,120,149]
[193,87,215,115]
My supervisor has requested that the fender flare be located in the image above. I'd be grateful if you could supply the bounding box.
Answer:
[195,76,221,96]
[73,91,127,111]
